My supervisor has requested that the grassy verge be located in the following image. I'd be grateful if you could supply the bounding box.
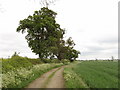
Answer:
[63,62,88,88]
[63,61,118,88]
[2,63,64,88]
[1,55,70,88]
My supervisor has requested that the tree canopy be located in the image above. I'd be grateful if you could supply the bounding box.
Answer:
[17,7,80,61]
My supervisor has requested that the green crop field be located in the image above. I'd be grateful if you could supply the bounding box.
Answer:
[64,61,118,88]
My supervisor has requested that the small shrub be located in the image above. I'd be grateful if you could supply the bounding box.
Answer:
[42,59,51,63]
[28,58,43,64]
[51,59,61,63]
[61,59,70,65]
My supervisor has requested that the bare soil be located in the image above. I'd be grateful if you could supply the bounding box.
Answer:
[46,66,65,88]
[24,66,65,89]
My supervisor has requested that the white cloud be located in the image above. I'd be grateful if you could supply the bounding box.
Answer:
[0,0,118,59]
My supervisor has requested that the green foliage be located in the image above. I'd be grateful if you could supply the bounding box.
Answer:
[26,58,43,64]
[66,37,75,47]
[40,58,71,64]
[17,7,65,59]
[53,37,80,61]
[42,58,52,63]
[2,56,64,74]
[61,59,70,65]
[2,56,33,73]
[65,48,80,62]
[11,52,20,57]
[16,7,80,61]
[64,66,88,88]
[0,59,2,74]
[64,61,118,88]
[2,54,64,88]
[51,59,61,63]
[2,63,63,88]
[41,58,61,63]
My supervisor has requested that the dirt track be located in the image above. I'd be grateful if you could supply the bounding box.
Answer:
[25,66,65,89]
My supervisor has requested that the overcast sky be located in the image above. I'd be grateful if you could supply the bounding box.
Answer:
[0,0,119,60]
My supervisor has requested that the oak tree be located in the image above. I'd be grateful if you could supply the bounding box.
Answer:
[17,7,64,59]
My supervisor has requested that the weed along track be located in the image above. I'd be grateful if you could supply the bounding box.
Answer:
[25,66,65,89]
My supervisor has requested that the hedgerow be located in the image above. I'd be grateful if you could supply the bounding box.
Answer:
[1,55,65,88]
[2,63,63,88]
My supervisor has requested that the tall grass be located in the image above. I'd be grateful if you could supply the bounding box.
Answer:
[1,56,65,88]
[64,66,88,88]
[2,63,63,88]
[64,61,118,88]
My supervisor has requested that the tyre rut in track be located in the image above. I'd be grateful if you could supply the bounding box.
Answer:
[25,66,65,89]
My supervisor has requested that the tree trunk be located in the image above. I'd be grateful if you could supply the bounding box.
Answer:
[38,53,43,60]
[57,53,62,60]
